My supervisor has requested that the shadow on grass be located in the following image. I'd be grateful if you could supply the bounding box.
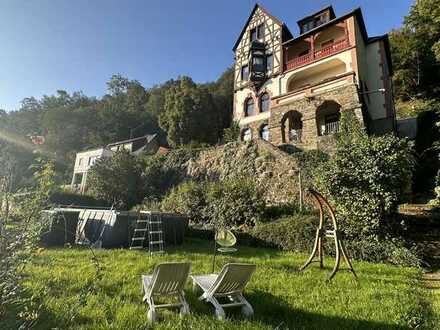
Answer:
[0,289,72,330]
[247,290,410,330]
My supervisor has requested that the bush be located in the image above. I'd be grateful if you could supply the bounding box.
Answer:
[291,149,329,187]
[160,177,265,228]
[314,110,414,238]
[160,181,206,223]
[50,190,110,207]
[250,214,316,252]
[204,177,266,228]
[222,121,240,143]
[249,215,421,266]
[140,147,202,202]
[344,236,421,267]
[87,150,144,209]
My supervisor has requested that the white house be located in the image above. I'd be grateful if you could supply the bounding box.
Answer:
[71,134,159,193]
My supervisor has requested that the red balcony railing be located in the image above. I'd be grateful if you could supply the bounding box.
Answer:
[285,38,350,71]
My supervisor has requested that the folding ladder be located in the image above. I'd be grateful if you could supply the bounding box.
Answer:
[147,212,165,256]
[130,211,165,255]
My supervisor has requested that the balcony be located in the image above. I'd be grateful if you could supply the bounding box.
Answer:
[285,38,350,71]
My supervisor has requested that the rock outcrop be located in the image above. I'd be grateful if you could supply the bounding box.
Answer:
[186,140,300,204]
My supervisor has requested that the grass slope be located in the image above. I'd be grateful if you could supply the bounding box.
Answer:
[3,239,436,329]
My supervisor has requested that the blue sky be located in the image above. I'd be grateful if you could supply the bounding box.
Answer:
[0,0,413,111]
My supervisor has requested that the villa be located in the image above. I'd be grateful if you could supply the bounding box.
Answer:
[233,5,394,150]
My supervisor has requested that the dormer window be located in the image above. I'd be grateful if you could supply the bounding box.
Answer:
[298,7,335,34]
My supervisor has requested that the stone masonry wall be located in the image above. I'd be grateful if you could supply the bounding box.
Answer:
[269,83,364,150]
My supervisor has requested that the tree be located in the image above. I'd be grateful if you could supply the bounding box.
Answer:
[87,150,144,209]
[390,0,440,101]
[405,0,440,61]
[1,68,234,188]
[159,77,219,147]
[204,67,234,133]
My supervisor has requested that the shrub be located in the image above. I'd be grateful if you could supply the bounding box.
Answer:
[160,181,206,224]
[50,190,110,207]
[291,149,329,187]
[1,159,57,325]
[87,150,144,209]
[313,110,414,238]
[250,214,316,252]
[140,147,202,202]
[204,177,265,228]
[343,236,421,267]
[160,177,265,228]
[249,214,421,266]
[222,121,240,143]
[141,154,172,199]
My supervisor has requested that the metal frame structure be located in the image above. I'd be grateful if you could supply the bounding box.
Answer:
[299,189,357,281]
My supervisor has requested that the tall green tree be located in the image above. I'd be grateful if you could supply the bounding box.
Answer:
[390,0,440,101]
[204,67,234,134]
[159,77,219,146]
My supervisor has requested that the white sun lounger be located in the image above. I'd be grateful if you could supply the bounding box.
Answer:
[141,262,191,322]
[191,263,256,320]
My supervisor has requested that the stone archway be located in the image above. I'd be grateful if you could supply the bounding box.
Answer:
[281,110,303,143]
[315,100,341,136]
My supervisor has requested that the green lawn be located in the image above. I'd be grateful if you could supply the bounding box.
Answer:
[4,239,438,329]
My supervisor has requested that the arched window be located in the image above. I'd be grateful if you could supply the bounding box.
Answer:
[242,128,252,141]
[260,124,270,141]
[260,93,270,112]
[244,98,254,117]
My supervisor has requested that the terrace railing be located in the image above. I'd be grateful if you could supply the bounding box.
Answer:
[323,121,340,135]
[285,38,350,71]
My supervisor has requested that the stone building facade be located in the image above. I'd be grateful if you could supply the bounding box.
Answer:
[232,5,395,151]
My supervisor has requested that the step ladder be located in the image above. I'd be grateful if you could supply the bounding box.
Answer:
[130,211,165,255]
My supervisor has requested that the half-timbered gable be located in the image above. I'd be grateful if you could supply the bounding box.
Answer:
[232,5,395,151]
[233,5,290,91]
